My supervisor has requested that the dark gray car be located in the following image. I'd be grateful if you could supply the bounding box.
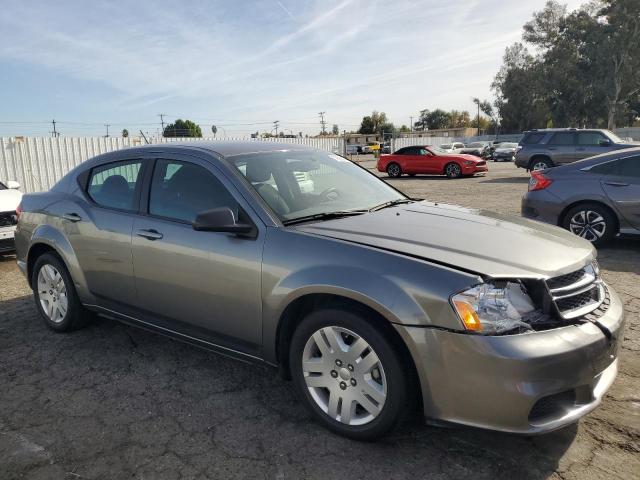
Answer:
[14,142,624,439]
[515,128,638,171]
[522,148,640,245]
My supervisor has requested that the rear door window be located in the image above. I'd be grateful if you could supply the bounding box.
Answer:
[549,132,576,145]
[611,156,640,178]
[87,160,143,211]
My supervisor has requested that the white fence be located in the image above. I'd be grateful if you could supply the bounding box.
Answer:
[0,136,345,193]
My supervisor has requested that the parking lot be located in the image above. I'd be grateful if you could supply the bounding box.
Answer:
[1,159,638,480]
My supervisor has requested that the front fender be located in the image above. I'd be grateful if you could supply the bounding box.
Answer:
[261,228,479,364]
[28,223,91,302]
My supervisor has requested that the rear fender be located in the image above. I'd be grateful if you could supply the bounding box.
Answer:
[28,224,91,302]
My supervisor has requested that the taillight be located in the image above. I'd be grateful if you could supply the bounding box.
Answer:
[15,203,22,220]
[528,171,553,191]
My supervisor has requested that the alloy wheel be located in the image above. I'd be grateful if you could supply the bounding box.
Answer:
[569,210,606,242]
[302,326,387,426]
[532,161,550,171]
[37,264,68,323]
[387,164,400,177]
[446,163,461,178]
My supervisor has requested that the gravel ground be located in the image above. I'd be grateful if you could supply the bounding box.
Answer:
[1,160,638,479]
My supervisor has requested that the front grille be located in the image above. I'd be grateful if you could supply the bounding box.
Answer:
[0,211,18,227]
[547,269,585,289]
[476,161,486,166]
[546,262,604,320]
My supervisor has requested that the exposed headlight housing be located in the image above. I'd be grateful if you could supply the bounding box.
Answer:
[451,282,538,334]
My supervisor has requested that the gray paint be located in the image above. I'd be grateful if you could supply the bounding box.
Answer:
[14,142,625,434]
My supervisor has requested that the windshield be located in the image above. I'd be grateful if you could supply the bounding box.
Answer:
[440,144,452,149]
[230,150,405,222]
[428,146,448,155]
[0,181,6,190]
[604,130,624,143]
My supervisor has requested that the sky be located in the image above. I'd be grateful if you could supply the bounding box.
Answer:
[0,0,586,137]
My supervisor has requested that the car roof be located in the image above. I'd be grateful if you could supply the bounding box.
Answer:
[525,128,605,133]
[557,146,640,170]
[118,140,322,158]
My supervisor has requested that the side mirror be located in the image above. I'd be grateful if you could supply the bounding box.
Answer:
[599,139,612,146]
[6,180,20,189]
[192,207,257,238]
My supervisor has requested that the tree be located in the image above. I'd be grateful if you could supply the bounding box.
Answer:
[163,119,202,137]
[331,124,339,135]
[492,0,640,131]
[596,0,640,128]
[121,129,129,138]
[449,110,471,128]
[415,109,451,130]
[399,125,411,133]
[211,125,217,137]
[358,111,389,134]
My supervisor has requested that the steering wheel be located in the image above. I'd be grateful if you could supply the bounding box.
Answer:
[319,187,340,202]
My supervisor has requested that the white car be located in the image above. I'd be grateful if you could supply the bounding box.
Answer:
[0,180,22,252]
[439,142,465,153]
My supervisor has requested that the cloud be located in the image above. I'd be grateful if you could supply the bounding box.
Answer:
[0,0,575,133]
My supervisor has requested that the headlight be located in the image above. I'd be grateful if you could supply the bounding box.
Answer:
[463,160,475,166]
[451,282,538,334]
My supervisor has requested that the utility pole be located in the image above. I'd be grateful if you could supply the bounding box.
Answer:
[159,114,166,137]
[273,120,279,136]
[51,119,58,137]
[104,124,111,138]
[318,111,326,135]
[410,116,413,133]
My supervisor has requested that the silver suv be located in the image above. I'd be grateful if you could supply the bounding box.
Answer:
[514,128,638,171]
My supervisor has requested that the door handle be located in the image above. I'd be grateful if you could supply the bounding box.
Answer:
[63,213,82,222]
[136,229,163,240]
[604,181,629,187]
[576,147,586,151]
[547,147,557,150]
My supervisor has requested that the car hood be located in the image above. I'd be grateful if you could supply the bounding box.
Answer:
[294,201,594,278]
[0,189,22,213]
[441,153,483,162]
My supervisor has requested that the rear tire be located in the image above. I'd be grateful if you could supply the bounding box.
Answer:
[289,309,409,440]
[530,157,553,171]
[444,162,462,178]
[32,253,87,332]
[386,163,402,178]
[562,203,616,247]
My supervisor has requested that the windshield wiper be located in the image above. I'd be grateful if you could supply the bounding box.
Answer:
[369,198,415,212]
[283,210,367,226]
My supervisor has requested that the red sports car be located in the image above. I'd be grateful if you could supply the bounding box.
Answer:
[377,145,488,178]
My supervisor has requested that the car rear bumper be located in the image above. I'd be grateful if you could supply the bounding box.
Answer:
[0,226,16,252]
[395,285,624,434]
[521,190,565,225]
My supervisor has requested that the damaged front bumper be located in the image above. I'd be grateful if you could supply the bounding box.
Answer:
[395,285,624,434]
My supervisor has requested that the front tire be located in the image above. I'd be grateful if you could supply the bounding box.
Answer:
[562,203,616,246]
[32,253,87,332]
[290,309,409,440]
[386,163,402,178]
[444,162,462,178]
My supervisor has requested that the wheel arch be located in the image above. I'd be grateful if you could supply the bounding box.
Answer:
[558,199,620,234]
[275,292,422,410]
[27,225,90,300]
